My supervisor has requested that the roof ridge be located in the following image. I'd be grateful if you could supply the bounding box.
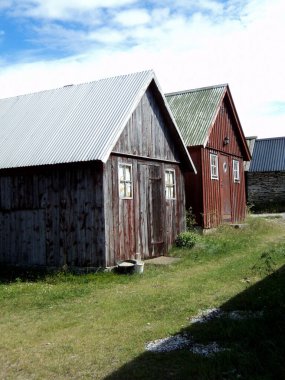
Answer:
[165,83,228,97]
[256,136,285,141]
[0,69,154,101]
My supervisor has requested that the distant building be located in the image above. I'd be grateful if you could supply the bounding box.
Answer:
[245,137,285,212]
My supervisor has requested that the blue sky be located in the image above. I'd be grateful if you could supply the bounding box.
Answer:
[0,0,285,138]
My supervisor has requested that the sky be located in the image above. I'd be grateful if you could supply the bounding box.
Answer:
[0,0,284,139]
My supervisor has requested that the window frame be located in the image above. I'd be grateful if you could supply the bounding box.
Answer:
[210,153,219,180]
[233,159,240,183]
[165,169,176,200]
[118,163,133,199]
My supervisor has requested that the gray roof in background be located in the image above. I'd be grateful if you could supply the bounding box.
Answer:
[166,84,227,146]
[249,137,285,172]
[0,70,193,170]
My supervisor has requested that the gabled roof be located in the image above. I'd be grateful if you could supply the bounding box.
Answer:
[166,84,251,160]
[166,84,227,146]
[0,70,195,171]
[249,137,285,172]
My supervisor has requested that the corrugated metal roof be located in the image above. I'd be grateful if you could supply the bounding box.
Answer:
[0,70,193,170]
[166,84,227,146]
[249,137,285,172]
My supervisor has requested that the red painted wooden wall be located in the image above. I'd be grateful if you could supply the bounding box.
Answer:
[186,97,247,228]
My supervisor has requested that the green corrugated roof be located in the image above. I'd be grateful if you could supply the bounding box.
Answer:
[166,84,227,146]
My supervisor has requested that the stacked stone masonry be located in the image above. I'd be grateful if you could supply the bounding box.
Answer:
[246,171,285,210]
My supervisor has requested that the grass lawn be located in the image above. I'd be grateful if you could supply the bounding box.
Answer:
[1,217,285,379]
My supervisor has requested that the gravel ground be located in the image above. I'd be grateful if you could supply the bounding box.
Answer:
[145,308,263,356]
[189,308,263,324]
[145,334,191,353]
[145,334,227,356]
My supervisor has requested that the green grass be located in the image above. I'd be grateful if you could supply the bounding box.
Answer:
[1,217,285,379]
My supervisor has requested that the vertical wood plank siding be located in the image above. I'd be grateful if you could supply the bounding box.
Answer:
[201,149,222,228]
[0,162,105,267]
[0,83,188,268]
[184,147,204,226]
[207,99,243,157]
[104,85,187,266]
[104,156,185,266]
[188,99,247,229]
[113,86,180,162]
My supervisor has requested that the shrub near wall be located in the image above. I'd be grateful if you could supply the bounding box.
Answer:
[175,231,198,249]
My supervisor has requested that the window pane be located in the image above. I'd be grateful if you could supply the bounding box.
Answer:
[210,154,218,179]
[166,186,171,199]
[119,183,125,198]
[119,164,133,198]
[165,170,175,199]
[119,166,124,181]
[125,166,131,182]
[166,171,174,185]
[170,171,174,185]
[126,184,132,198]
[165,171,171,185]
[233,160,239,181]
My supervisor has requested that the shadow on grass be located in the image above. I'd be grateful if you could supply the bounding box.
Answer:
[0,265,51,283]
[104,264,285,380]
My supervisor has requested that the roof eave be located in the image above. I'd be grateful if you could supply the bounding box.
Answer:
[203,85,228,148]
[225,86,251,161]
[203,85,251,161]
[103,72,196,173]
[152,75,197,173]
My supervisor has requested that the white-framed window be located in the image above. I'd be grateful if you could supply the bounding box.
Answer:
[118,163,133,199]
[210,153,219,180]
[233,159,240,182]
[165,169,176,199]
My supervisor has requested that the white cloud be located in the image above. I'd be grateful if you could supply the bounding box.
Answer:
[0,0,285,138]
[87,28,126,44]
[10,0,138,21]
[30,23,89,52]
[114,8,151,26]
[195,0,224,14]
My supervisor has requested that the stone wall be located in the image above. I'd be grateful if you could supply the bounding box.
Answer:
[246,171,285,212]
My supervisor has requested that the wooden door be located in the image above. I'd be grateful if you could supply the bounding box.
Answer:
[220,155,232,221]
[137,163,164,258]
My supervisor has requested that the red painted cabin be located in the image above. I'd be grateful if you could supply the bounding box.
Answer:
[167,84,251,229]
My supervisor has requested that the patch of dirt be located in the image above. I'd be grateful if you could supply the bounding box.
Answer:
[144,256,180,265]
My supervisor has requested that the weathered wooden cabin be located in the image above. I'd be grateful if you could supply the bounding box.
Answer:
[166,84,251,229]
[0,70,195,268]
[246,137,285,212]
